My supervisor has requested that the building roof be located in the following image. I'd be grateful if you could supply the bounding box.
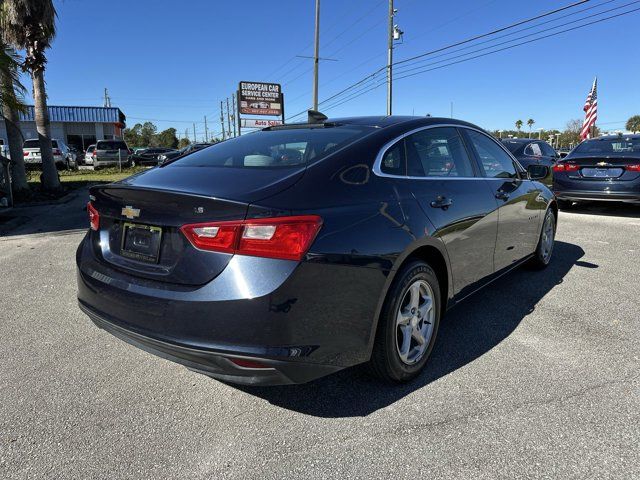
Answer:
[16,105,126,125]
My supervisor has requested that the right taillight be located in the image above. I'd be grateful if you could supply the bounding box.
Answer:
[87,202,100,231]
[553,163,579,172]
[92,150,97,157]
[625,164,640,171]
[180,215,323,261]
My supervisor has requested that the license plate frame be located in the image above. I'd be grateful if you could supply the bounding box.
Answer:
[120,222,163,263]
[581,167,624,178]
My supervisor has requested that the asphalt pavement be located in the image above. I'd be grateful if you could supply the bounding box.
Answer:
[1,195,638,479]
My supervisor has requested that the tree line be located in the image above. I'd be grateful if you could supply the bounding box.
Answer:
[123,122,185,150]
[1,0,59,195]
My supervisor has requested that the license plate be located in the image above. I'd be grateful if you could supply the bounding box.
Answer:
[581,167,623,178]
[120,222,162,263]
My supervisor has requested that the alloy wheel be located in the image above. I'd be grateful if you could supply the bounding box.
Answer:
[395,280,435,365]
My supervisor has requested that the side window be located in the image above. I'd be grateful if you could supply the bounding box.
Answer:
[540,142,557,157]
[466,130,517,179]
[405,127,475,177]
[380,141,405,176]
[529,143,543,156]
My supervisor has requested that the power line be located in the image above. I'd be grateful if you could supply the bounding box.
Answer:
[292,3,640,118]
[285,0,618,120]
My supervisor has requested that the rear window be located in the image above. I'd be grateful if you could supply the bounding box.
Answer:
[97,141,128,150]
[23,140,58,149]
[502,141,521,153]
[574,137,640,155]
[171,125,372,168]
[87,146,95,153]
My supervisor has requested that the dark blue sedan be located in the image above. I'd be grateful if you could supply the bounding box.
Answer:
[553,135,640,208]
[77,116,557,385]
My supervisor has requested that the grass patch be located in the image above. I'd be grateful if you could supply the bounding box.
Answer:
[15,167,149,205]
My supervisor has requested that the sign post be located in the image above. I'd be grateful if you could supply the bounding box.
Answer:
[237,81,285,134]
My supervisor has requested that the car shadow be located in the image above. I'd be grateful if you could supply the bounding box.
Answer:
[562,202,640,218]
[234,240,588,417]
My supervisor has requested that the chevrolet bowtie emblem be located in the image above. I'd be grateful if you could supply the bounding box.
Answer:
[121,206,140,219]
[596,161,608,166]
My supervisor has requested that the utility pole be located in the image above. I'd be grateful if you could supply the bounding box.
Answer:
[231,93,237,137]
[312,0,321,111]
[204,116,209,142]
[103,88,111,107]
[226,98,232,138]
[387,0,394,115]
[220,101,226,140]
[185,128,189,142]
[193,123,197,143]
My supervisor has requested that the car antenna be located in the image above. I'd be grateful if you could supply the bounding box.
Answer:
[307,109,328,124]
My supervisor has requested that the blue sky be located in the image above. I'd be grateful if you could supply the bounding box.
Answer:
[30,0,640,139]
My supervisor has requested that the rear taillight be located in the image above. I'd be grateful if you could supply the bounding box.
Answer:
[180,215,323,261]
[87,202,100,231]
[553,163,579,172]
[53,148,61,155]
[92,150,97,157]
[23,151,28,156]
[625,164,640,171]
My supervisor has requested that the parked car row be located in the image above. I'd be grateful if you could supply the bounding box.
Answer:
[17,139,209,170]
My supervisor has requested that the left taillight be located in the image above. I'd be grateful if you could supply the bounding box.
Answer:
[180,215,323,261]
[87,202,100,231]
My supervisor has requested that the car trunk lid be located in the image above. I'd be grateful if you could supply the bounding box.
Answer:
[88,165,305,285]
[563,156,640,181]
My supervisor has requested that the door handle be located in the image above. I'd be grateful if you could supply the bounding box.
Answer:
[430,195,453,210]
[495,190,510,201]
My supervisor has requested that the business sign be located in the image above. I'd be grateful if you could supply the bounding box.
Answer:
[241,118,283,129]
[238,81,282,116]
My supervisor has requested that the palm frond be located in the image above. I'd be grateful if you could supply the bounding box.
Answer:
[0,42,27,113]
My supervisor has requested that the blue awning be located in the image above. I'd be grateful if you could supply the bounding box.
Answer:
[17,106,126,125]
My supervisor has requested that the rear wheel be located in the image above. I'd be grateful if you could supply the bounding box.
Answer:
[527,208,556,269]
[369,261,441,383]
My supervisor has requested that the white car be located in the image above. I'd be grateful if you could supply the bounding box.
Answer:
[84,145,96,165]
[23,138,72,169]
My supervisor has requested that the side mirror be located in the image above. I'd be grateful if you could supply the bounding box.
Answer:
[527,164,549,180]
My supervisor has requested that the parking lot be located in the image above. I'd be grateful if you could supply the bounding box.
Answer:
[1,192,638,479]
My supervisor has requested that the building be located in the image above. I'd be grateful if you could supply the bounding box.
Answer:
[0,105,126,152]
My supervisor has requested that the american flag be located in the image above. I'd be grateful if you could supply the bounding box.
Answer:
[580,77,598,140]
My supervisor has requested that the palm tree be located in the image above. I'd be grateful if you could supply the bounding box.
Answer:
[0,40,29,193]
[1,0,60,190]
[515,119,523,134]
[626,115,640,133]
[527,118,535,138]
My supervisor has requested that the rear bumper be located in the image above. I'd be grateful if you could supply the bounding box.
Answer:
[80,301,341,385]
[554,190,640,203]
[76,235,387,385]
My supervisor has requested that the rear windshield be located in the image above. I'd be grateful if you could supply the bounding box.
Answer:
[501,141,522,153]
[97,141,128,150]
[171,125,372,168]
[24,140,58,149]
[574,137,640,155]
[87,146,95,153]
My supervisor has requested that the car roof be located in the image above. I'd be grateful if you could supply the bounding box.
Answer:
[501,138,538,144]
[286,115,483,130]
[589,134,640,140]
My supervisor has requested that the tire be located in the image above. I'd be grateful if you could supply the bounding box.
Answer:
[369,260,441,383]
[527,208,556,269]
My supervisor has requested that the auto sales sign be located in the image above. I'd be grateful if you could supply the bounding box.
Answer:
[238,81,282,116]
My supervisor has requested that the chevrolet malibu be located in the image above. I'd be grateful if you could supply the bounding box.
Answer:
[77,116,557,385]
[553,134,640,208]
